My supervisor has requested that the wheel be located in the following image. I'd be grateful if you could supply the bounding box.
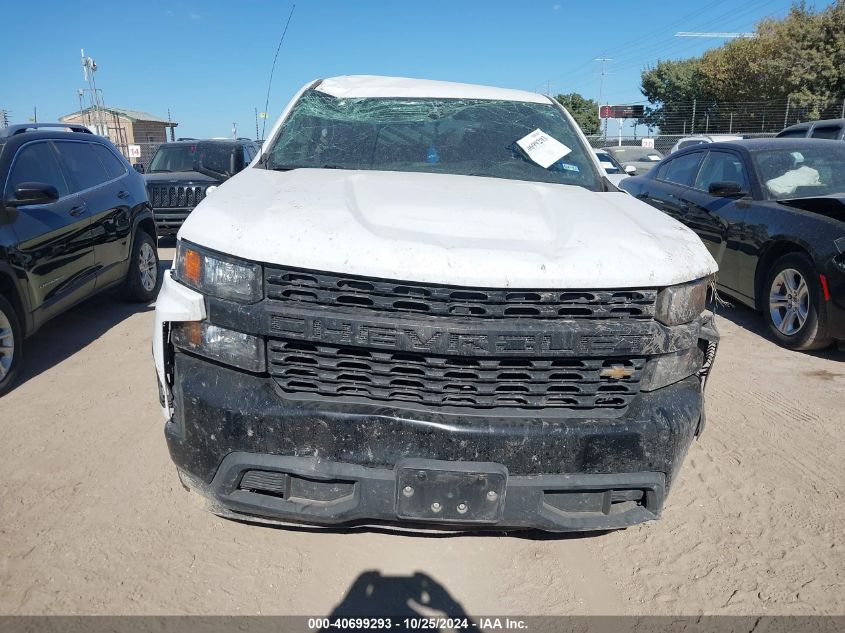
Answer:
[764,253,832,351]
[122,230,161,302]
[0,294,23,397]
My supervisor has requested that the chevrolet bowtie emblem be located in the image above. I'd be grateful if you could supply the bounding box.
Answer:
[599,364,635,380]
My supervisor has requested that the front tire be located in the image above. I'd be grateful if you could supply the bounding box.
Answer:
[0,294,23,397]
[123,230,161,303]
[764,253,832,351]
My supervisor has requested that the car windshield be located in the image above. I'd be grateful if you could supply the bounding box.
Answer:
[264,89,601,190]
[149,145,197,173]
[606,147,663,162]
[594,151,622,174]
[752,144,845,198]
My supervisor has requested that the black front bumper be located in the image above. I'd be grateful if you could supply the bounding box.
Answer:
[166,352,704,532]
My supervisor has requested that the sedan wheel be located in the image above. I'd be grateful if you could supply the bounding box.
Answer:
[769,268,809,336]
[763,253,832,351]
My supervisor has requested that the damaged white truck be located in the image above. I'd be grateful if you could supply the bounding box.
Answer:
[153,75,719,532]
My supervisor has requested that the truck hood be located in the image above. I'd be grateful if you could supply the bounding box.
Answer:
[179,168,717,288]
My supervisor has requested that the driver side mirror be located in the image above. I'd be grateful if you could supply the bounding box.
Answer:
[6,182,60,206]
[708,181,746,197]
[624,164,637,175]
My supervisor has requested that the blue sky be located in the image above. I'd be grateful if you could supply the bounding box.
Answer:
[0,0,802,139]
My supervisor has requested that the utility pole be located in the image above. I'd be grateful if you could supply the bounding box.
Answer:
[595,57,612,142]
[691,99,697,134]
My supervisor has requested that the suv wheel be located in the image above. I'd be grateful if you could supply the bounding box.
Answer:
[0,294,22,397]
[123,231,161,302]
[764,253,832,351]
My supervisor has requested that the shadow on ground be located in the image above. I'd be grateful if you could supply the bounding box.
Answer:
[9,258,172,394]
[714,300,843,361]
[324,571,473,629]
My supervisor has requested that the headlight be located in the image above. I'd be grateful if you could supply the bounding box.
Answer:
[205,185,218,195]
[654,278,709,326]
[640,345,704,392]
[175,241,261,303]
[172,321,265,372]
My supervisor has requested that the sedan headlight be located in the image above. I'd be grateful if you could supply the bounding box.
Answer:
[654,278,709,326]
[175,241,261,303]
[172,321,265,372]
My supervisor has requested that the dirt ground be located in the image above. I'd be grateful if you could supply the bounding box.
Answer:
[1,243,843,616]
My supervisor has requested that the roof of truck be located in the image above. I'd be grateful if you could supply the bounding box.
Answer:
[315,75,550,104]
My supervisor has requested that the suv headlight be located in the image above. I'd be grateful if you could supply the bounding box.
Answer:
[654,278,709,326]
[175,241,261,303]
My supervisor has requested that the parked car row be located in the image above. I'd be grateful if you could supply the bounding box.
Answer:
[2,81,844,537]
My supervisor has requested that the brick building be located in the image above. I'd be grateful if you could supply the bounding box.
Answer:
[59,106,178,160]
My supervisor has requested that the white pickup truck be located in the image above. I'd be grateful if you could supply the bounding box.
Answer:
[153,75,719,532]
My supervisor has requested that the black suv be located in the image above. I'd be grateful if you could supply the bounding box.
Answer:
[0,123,159,396]
[143,139,259,236]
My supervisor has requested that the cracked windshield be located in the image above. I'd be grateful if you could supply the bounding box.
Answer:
[264,89,601,189]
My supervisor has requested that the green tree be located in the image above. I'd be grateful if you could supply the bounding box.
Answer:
[640,58,709,133]
[555,92,601,135]
[640,1,845,132]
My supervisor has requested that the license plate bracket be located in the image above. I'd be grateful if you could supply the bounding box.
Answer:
[395,459,507,523]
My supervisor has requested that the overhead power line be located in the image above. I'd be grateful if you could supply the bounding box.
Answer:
[675,32,756,37]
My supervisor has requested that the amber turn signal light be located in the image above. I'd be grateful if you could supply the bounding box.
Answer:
[182,248,202,286]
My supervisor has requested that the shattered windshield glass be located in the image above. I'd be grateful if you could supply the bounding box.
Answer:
[264,89,601,190]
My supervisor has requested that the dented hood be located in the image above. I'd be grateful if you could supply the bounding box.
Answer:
[179,168,717,289]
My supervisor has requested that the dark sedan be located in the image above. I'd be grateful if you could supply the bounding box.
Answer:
[620,138,845,351]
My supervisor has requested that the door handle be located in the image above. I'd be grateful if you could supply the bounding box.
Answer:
[69,205,87,217]
[117,190,130,200]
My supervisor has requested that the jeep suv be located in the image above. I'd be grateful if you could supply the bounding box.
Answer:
[153,76,719,532]
[144,139,259,236]
[0,123,159,396]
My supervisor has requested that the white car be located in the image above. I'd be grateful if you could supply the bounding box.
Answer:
[153,75,719,533]
[593,148,636,187]
[670,134,743,154]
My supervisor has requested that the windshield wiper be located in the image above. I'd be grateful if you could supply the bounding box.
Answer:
[269,164,349,171]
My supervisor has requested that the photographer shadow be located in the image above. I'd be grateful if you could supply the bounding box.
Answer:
[323,570,474,632]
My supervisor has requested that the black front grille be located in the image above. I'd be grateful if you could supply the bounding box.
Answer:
[265,267,656,320]
[268,339,645,410]
[148,185,205,209]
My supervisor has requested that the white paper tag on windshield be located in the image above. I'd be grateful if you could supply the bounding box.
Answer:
[516,128,571,169]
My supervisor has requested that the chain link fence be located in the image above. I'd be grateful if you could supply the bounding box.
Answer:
[582,98,845,155]
[131,142,161,170]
